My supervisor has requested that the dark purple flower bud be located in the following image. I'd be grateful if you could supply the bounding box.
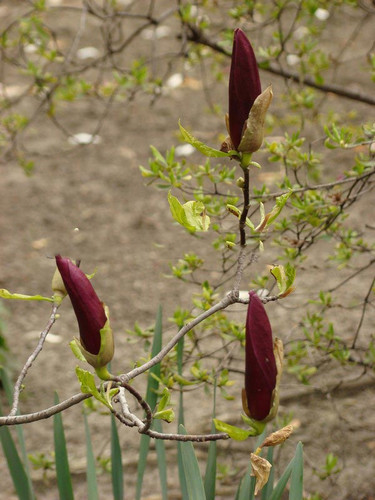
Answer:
[243,291,277,421]
[55,255,106,355]
[229,29,262,150]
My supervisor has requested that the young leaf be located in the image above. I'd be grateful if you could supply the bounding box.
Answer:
[179,120,231,158]
[168,192,210,232]
[0,288,53,302]
[269,263,296,297]
[213,419,252,441]
[75,366,110,408]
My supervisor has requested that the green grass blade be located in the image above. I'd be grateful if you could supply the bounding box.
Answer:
[235,426,268,500]
[269,453,295,500]
[135,434,151,500]
[53,393,74,500]
[235,463,255,500]
[177,337,188,500]
[204,382,217,500]
[179,425,206,500]
[153,419,168,500]
[0,410,34,499]
[111,413,124,500]
[83,412,99,500]
[289,442,303,500]
[135,305,164,500]
[0,367,35,499]
[261,446,275,499]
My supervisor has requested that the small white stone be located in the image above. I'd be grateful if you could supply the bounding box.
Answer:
[141,26,171,40]
[165,73,184,89]
[315,8,330,21]
[77,47,100,60]
[24,44,38,54]
[286,54,301,66]
[293,26,309,40]
[175,144,195,157]
[68,133,102,145]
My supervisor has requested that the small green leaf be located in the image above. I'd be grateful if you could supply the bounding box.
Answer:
[0,288,53,302]
[168,192,210,232]
[154,408,175,422]
[70,339,86,362]
[270,263,296,297]
[213,419,252,441]
[75,366,111,408]
[179,120,231,158]
[156,387,171,412]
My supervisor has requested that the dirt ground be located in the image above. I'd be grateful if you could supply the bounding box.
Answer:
[1,1,375,499]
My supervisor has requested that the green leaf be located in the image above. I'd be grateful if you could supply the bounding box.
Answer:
[53,393,74,500]
[183,201,210,231]
[154,408,175,422]
[75,366,110,408]
[0,288,53,302]
[204,383,217,500]
[256,192,291,232]
[168,192,210,232]
[268,453,295,500]
[179,120,231,158]
[0,368,35,499]
[136,306,166,500]
[179,425,207,500]
[269,263,296,297]
[262,447,274,499]
[83,413,99,500]
[70,339,87,362]
[235,463,255,500]
[213,419,252,441]
[177,338,189,500]
[111,414,124,500]
[289,442,303,500]
[154,419,168,500]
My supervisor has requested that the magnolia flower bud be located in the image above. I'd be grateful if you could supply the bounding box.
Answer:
[224,29,273,154]
[55,255,114,372]
[242,291,283,422]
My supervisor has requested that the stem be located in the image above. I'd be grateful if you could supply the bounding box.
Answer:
[8,303,59,417]
[122,291,238,382]
[239,166,250,247]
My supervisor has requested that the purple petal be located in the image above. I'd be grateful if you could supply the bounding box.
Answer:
[56,255,106,355]
[245,291,277,420]
[229,29,262,149]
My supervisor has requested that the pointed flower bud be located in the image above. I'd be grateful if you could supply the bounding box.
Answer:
[55,256,114,371]
[242,291,282,422]
[225,29,272,154]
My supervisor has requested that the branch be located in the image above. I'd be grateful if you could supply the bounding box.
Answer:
[184,25,375,106]
[8,303,60,417]
[122,290,239,382]
[0,392,90,426]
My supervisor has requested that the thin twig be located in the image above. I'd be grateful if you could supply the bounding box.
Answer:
[8,303,59,417]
